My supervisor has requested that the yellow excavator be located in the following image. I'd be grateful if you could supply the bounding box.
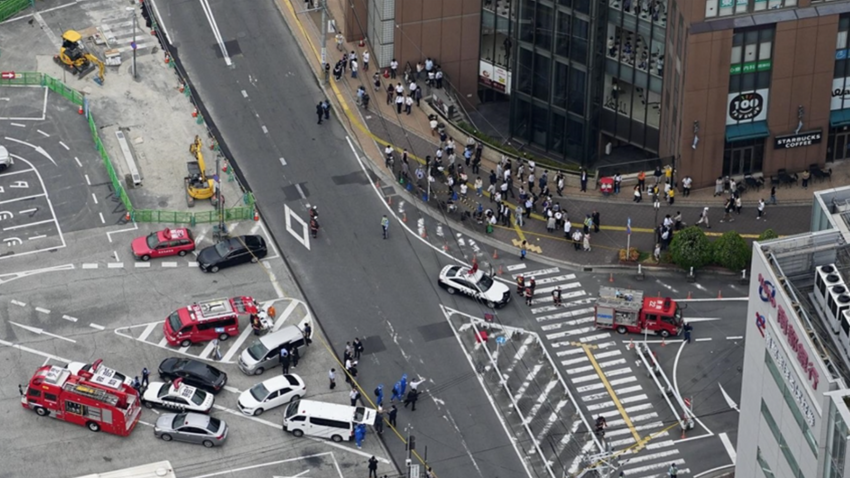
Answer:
[186,135,217,207]
[54,30,105,85]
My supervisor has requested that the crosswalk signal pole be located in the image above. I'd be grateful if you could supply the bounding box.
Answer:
[320,0,328,84]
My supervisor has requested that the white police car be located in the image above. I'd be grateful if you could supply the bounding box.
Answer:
[438,264,511,308]
[142,378,214,414]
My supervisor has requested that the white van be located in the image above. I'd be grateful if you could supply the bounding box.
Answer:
[238,326,307,375]
[0,146,12,172]
[283,399,376,442]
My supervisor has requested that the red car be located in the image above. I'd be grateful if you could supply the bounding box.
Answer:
[132,228,196,261]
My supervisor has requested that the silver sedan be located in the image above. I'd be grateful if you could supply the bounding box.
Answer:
[154,412,228,448]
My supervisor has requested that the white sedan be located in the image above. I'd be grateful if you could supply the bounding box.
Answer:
[237,374,306,416]
[143,379,214,414]
[438,264,512,308]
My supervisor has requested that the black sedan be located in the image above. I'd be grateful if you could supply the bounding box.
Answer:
[198,235,268,273]
[158,358,227,394]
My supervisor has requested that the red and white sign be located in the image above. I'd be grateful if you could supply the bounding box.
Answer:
[1,72,17,80]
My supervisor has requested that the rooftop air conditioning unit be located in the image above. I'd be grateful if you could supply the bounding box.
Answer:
[827,285,850,334]
[841,310,850,357]
[815,264,842,309]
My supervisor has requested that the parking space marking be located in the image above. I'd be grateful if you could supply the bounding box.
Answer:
[10,300,26,307]
[107,262,123,269]
[84,174,90,185]
[91,193,98,204]
[135,262,151,268]
[10,321,76,343]
[35,307,50,314]
[138,323,158,342]
[29,234,46,240]
[10,123,25,127]
[89,323,105,331]
[162,261,178,268]
[0,193,46,205]
[0,338,70,363]
[59,141,69,150]
[37,130,49,137]
[62,315,78,323]
[82,263,98,269]
[2,219,53,231]
[18,207,37,214]
[74,156,82,167]
[98,212,105,224]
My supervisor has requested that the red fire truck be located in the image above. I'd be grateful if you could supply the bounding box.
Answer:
[163,296,259,347]
[594,286,684,337]
[21,361,142,436]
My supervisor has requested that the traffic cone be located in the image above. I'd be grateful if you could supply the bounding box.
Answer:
[164,53,170,64]
[628,338,634,349]
[420,228,427,239]
[178,80,185,93]
[77,105,84,115]
[222,162,228,173]
[402,212,407,223]
[443,243,449,252]
[492,249,498,259]
[124,211,131,221]
[497,265,503,276]
[253,210,259,221]
[359,37,365,47]
[687,291,692,300]
[609,273,614,283]
[661,337,666,347]
[191,107,198,118]
[718,290,723,299]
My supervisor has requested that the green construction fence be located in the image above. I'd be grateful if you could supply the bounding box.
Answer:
[0,72,256,225]
[0,0,31,23]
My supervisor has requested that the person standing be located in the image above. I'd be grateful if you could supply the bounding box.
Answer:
[395,93,403,114]
[316,102,324,125]
[404,94,413,114]
[329,368,336,389]
[580,168,588,192]
[362,51,370,71]
[350,58,358,78]
[714,176,723,197]
[668,463,679,477]
[735,195,743,215]
[520,240,528,260]
[374,407,384,435]
[390,58,398,79]
[801,169,810,189]
[388,405,398,427]
[374,384,384,407]
[303,323,312,345]
[350,388,360,406]
[132,376,142,394]
[141,367,150,388]
[322,100,330,120]
[381,215,389,239]
[583,214,592,234]
[592,211,600,233]
[682,175,692,197]
[335,32,344,51]
[633,185,642,203]
[525,285,533,306]
[403,388,419,410]
[757,198,766,220]
[583,233,591,252]
[279,347,290,374]
[552,286,562,306]
[768,185,777,205]
[573,229,583,251]
[290,345,299,368]
[613,172,622,194]
[368,456,379,478]
[354,337,364,359]
[684,323,693,343]
[637,170,646,191]
[556,172,565,196]
[667,186,675,205]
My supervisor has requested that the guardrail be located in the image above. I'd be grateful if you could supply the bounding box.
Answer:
[0,72,255,225]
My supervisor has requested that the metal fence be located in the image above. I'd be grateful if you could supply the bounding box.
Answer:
[0,72,256,224]
[0,0,31,23]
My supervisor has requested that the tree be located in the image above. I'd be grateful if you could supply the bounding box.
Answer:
[712,231,752,272]
[758,229,779,241]
[668,226,713,270]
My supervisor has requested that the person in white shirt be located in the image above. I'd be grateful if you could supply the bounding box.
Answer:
[362,51,370,71]
[563,218,572,238]
[757,198,766,220]
[409,81,417,95]
[682,175,692,197]
[390,58,399,79]
[404,95,413,114]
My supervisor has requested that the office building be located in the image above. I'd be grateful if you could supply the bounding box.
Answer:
[736,185,850,477]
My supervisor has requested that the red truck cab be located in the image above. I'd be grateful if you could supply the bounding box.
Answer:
[594,286,683,337]
[163,296,258,347]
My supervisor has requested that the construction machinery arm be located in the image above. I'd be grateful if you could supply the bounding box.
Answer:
[85,54,105,85]
[189,135,207,180]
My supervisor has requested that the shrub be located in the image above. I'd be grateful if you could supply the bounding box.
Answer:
[712,231,752,272]
[758,229,779,241]
[668,226,713,270]
[619,247,639,261]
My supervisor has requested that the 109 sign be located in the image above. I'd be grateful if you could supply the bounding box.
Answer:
[729,92,764,121]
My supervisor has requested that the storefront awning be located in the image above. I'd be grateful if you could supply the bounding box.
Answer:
[725,121,770,142]
[830,109,850,127]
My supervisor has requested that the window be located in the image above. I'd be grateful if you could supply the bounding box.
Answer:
[761,400,806,478]
[28,388,41,398]
[571,17,588,64]
[310,417,349,429]
[45,393,58,402]
[708,0,797,18]
[555,11,571,57]
[824,401,848,478]
[290,415,306,422]
[756,447,776,478]
[535,4,553,52]
[764,352,818,456]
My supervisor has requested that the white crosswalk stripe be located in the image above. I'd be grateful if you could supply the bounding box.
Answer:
[511,266,688,477]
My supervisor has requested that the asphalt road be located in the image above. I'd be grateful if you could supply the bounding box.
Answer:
[157,1,529,476]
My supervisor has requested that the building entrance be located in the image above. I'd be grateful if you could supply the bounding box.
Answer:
[827,128,850,161]
[723,139,765,176]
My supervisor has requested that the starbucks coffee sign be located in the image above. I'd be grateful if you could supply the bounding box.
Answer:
[774,130,823,149]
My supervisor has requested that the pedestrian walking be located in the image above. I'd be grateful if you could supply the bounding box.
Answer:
[354,337,364,359]
[714,176,723,197]
[211,338,222,361]
[381,215,390,239]
[355,423,366,449]
[322,100,330,120]
[580,168,588,192]
[668,463,679,477]
[309,217,319,238]
[769,186,777,205]
[573,230,583,251]
[329,368,336,389]
[395,93,403,114]
[696,207,711,228]
[350,388,360,406]
[684,323,693,343]
[335,32,344,51]
[350,58,358,78]
[520,240,528,260]
[592,211,600,233]
[556,172,565,196]
[410,376,426,392]
[583,214,592,234]
[391,381,403,402]
[525,285,533,306]
[400,374,408,396]
[583,233,592,252]
[141,367,150,388]
[720,198,734,223]
[374,407,384,434]
[667,186,675,205]
[303,323,312,345]
[633,185,642,202]
[654,243,661,262]
[637,170,646,191]
[374,384,384,406]
[735,195,743,215]
[552,286,562,306]
[757,198,766,220]
[390,58,398,79]
[516,274,525,295]
[316,102,324,124]
[529,276,536,295]
[682,175,692,197]
[131,376,141,394]
[403,388,419,410]
[368,456,379,478]
[388,405,398,427]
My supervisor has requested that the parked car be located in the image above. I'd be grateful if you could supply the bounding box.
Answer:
[142,379,214,413]
[198,235,268,273]
[0,145,12,172]
[437,265,511,308]
[237,374,306,416]
[131,228,195,261]
[158,357,227,394]
[154,412,228,447]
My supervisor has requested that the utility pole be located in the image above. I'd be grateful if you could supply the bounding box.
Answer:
[320,0,329,84]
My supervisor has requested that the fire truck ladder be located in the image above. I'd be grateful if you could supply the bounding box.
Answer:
[64,382,119,406]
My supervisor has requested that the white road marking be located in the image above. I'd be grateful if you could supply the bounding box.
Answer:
[99,212,105,224]
[135,262,151,268]
[10,321,76,343]
[198,0,232,66]
[18,207,37,214]
[3,219,54,231]
[695,337,712,342]
[91,193,98,204]
[62,315,78,323]
[676,297,748,302]
[37,129,49,137]
[84,174,91,185]
[262,125,269,134]
[241,90,248,98]
[108,262,123,269]
[295,183,306,199]
[284,204,311,250]
[35,307,50,314]
[222,385,241,394]
[11,300,26,307]
[511,267,559,279]
[0,338,70,363]
[59,141,69,150]
[82,263,98,269]
[726,336,743,340]
[10,123,25,127]
[29,235,46,240]
[74,157,82,167]
[506,263,527,271]
[138,323,158,342]
[112,251,119,262]
[162,262,178,268]
[89,323,105,330]
[280,157,287,166]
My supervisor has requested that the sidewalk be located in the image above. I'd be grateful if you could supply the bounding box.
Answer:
[281,0,837,267]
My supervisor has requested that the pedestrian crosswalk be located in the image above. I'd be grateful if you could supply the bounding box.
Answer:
[508,267,690,477]
[115,299,311,364]
[80,0,157,58]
